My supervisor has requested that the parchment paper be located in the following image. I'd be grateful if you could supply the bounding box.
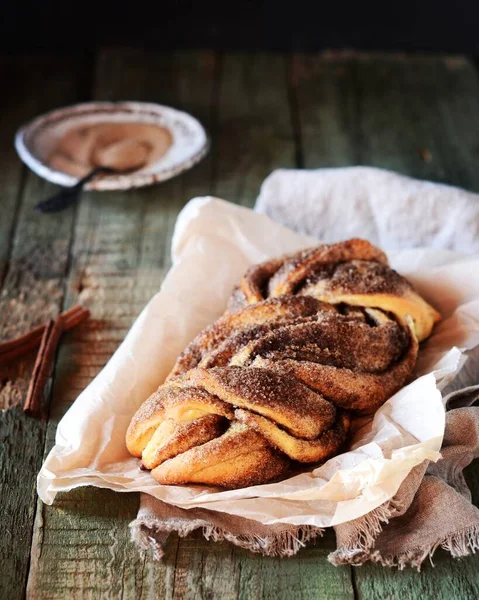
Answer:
[37,197,479,528]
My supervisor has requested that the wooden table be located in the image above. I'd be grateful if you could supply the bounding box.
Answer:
[1,49,479,600]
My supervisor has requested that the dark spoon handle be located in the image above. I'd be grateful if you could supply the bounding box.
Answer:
[35,166,115,213]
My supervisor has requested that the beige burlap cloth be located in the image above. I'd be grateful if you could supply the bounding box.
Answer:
[130,168,479,568]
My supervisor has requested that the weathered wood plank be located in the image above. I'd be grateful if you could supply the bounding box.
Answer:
[235,530,353,600]
[27,49,219,600]
[293,52,479,191]
[292,50,479,594]
[0,58,25,286]
[172,529,353,600]
[214,53,296,207]
[0,54,92,600]
[0,54,89,285]
[353,548,479,600]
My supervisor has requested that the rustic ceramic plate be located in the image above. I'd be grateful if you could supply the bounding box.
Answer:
[14,101,209,191]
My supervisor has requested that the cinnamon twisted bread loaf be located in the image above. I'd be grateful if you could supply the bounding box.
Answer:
[126,239,440,489]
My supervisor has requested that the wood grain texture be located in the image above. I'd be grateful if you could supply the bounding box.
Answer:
[27,49,219,600]
[293,52,479,191]
[0,58,25,288]
[26,50,356,600]
[291,51,479,597]
[214,53,296,206]
[353,548,479,600]
[172,529,353,600]
[0,54,92,600]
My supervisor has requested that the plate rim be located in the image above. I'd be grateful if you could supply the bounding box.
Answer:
[14,100,210,191]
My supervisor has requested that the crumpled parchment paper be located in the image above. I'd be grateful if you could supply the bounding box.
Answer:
[38,197,479,528]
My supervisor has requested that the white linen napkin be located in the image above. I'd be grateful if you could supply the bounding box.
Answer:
[255,167,479,252]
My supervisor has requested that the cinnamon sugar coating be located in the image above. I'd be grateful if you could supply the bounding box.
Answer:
[235,409,350,463]
[151,422,290,488]
[175,367,336,439]
[142,414,225,470]
[169,295,332,377]
[126,238,440,489]
[266,239,388,297]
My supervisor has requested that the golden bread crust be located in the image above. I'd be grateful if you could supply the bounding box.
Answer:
[233,239,439,341]
[172,367,336,439]
[126,386,234,457]
[141,414,226,470]
[235,409,350,463]
[126,238,439,489]
[151,422,290,488]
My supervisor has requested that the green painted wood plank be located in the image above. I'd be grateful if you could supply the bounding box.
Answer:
[235,530,353,600]
[172,529,353,600]
[214,53,297,207]
[293,52,479,191]
[0,55,91,285]
[26,48,219,600]
[353,548,479,600]
[292,50,479,592]
[0,54,92,600]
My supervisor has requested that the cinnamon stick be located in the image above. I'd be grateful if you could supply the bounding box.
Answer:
[23,315,67,417]
[0,305,90,417]
[0,305,89,364]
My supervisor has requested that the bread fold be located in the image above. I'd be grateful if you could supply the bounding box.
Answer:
[126,239,439,489]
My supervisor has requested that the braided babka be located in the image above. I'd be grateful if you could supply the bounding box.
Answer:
[127,239,440,489]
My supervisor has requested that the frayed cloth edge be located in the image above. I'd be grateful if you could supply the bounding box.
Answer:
[129,517,325,560]
[329,496,405,562]
[329,523,479,570]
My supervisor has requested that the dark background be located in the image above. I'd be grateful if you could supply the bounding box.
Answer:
[0,0,477,54]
